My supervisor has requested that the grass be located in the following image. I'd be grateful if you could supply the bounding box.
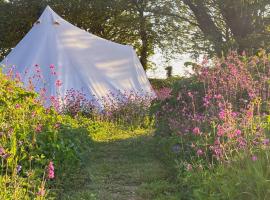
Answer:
[60,127,180,200]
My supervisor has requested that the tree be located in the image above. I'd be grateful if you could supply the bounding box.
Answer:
[0,0,185,70]
[170,0,270,56]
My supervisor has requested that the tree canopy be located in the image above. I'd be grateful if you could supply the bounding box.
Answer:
[0,0,269,69]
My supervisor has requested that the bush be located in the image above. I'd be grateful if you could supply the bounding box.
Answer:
[151,51,270,199]
[149,77,182,90]
[0,70,93,199]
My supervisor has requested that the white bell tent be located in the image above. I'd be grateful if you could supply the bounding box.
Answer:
[1,6,154,106]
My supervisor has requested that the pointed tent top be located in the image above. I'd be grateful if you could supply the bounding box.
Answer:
[36,6,63,25]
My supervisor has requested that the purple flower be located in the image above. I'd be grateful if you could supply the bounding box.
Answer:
[262,139,270,145]
[16,165,22,173]
[197,149,203,156]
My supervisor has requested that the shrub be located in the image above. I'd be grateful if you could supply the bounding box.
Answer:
[152,51,270,165]
[0,70,93,199]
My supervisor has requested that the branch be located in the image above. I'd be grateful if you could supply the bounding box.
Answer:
[148,11,199,27]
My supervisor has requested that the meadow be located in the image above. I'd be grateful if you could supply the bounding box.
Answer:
[1,50,270,199]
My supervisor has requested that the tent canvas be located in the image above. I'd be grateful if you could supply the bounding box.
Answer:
[1,6,154,107]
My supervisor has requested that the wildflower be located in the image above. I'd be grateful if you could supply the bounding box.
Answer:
[235,129,241,136]
[214,94,222,99]
[252,155,258,161]
[47,161,55,179]
[217,125,225,136]
[37,186,46,197]
[197,149,203,156]
[218,110,226,120]
[49,64,55,69]
[15,104,21,109]
[0,147,10,159]
[237,137,247,149]
[262,138,270,145]
[193,127,201,135]
[55,80,62,87]
[203,97,210,107]
[155,87,172,101]
[54,123,61,129]
[187,164,193,171]
[0,147,5,156]
[35,124,42,133]
[231,112,237,118]
[31,111,36,117]
[246,110,253,119]
[16,165,22,174]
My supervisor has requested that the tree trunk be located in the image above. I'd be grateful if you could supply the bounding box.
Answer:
[217,0,258,53]
[138,10,149,70]
[183,0,224,56]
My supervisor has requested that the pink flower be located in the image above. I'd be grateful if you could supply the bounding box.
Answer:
[155,87,172,101]
[262,139,269,145]
[0,147,5,156]
[217,125,225,136]
[246,110,253,119]
[54,123,61,129]
[15,104,21,109]
[219,110,226,120]
[47,161,55,179]
[31,111,36,117]
[37,186,46,197]
[35,124,42,133]
[55,80,62,87]
[49,64,55,69]
[231,112,237,118]
[252,155,258,161]
[193,127,201,135]
[235,129,241,136]
[214,94,222,99]
[197,149,203,156]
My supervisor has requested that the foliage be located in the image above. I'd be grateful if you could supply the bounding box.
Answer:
[179,150,270,200]
[0,70,94,199]
[151,50,270,199]
[149,77,182,90]
[0,0,183,70]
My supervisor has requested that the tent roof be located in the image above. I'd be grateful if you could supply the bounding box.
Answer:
[1,6,154,106]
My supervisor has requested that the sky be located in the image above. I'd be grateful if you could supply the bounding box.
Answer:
[146,53,194,79]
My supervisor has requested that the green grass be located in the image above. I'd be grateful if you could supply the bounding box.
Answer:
[61,128,180,200]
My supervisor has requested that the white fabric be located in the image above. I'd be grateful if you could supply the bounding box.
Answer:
[1,6,154,106]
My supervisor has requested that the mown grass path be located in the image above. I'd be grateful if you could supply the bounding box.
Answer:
[62,131,179,200]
